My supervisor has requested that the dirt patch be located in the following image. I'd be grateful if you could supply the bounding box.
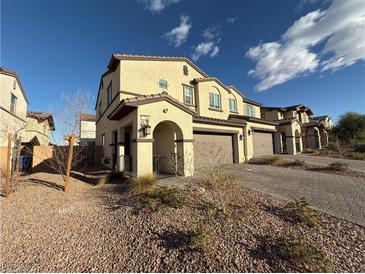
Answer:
[1,171,364,272]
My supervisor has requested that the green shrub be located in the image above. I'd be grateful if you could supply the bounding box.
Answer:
[202,169,236,190]
[263,156,283,166]
[151,186,185,209]
[188,227,212,253]
[328,161,348,171]
[145,198,161,212]
[286,198,324,228]
[127,173,157,195]
[278,231,329,272]
[292,159,306,166]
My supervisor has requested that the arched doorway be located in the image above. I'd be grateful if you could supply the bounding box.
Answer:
[295,129,301,153]
[153,121,184,176]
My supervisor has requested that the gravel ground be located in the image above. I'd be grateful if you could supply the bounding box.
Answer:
[1,172,364,272]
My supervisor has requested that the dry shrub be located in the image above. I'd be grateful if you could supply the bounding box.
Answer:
[291,159,306,167]
[262,156,282,166]
[278,231,329,272]
[188,226,213,253]
[151,186,185,209]
[327,142,339,152]
[346,152,365,160]
[202,169,236,190]
[286,198,324,229]
[328,161,348,171]
[127,173,157,195]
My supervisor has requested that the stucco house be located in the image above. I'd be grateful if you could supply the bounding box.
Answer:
[23,111,55,145]
[261,105,332,153]
[95,54,282,177]
[0,68,29,146]
[79,113,96,146]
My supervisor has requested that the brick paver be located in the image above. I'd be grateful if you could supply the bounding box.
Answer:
[279,154,365,172]
[222,164,365,227]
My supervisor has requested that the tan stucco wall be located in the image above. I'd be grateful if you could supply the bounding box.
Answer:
[279,121,302,154]
[120,59,205,103]
[23,117,52,145]
[261,110,283,121]
[0,74,27,146]
[80,120,96,145]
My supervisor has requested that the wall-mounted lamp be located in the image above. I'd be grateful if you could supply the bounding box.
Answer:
[248,129,252,136]
[239,134,244,140]
[140,115,151,137]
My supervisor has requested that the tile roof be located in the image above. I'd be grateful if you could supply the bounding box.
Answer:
[0,67,29,103]
[80,113,96,121]
[229,114,278,126]
[27,111,55,130]
[108,92,196,120]
[274,117,298,126]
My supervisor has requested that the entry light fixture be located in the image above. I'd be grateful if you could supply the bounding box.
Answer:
[140,115,151,137]
[248,129,252,136]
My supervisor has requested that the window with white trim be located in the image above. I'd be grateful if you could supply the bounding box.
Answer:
[209,92,221,110]
[107,82,112,105]
[229,98,237,112]
[101,133,106,147]
[244,105,255,117]
[183,85,193,105]
[10,93,17,114]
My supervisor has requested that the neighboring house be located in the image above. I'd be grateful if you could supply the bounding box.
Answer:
[0,68,29,146]
[95,54,278,177]
[261,105,332,153]
[79,113,96,146]
[23,111,55,145]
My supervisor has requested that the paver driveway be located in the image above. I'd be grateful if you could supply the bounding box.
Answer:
[279,154,365,172]
[221,164,365,227]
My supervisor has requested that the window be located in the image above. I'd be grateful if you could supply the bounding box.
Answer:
[183,65,188,76]
[245,105,255,117]
[101,134,106,146]
[209,92,221,110]
[107,82,112,105]
[183,85,193,105]
[229,98,237,112]
[159,79,168,90]
[10,93,17,114]
[99,101,102,117]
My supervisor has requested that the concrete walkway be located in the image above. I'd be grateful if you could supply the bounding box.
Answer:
[222,164,365,227]
[279,154,365,172]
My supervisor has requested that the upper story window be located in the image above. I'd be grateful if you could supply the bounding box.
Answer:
[229,98,237,112]
[244,105,255,117]
[159,79,168,90]
[302,114,309,123]
[183,85,193,105]
[99,101,102,117]
[107,82,112,105]
[183,65,188,76]
[10,93,17,114]
[209,92,221,110]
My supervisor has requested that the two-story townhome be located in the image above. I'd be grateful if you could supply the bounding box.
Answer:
[0,68,29,145]
[79,113,96,146]
[95,54,279,177]
[23,111,55,145]
[261,105,332,154]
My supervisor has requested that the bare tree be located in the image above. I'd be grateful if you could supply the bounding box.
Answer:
[32,89,94,191]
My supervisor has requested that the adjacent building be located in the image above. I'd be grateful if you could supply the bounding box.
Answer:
[79,113,96,146]
[23,111,55,145]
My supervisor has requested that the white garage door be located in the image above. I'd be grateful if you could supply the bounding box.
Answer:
[253,131,274,157]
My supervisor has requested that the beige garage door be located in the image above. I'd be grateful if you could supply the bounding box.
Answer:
[253,131,274,157]
[193,132,233,169]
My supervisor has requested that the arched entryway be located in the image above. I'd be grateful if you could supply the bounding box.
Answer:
[295,129,302,153]
[153,120,184,176]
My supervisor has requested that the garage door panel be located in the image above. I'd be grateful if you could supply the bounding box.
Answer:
[193,132,233,169]
[253,131,274,157]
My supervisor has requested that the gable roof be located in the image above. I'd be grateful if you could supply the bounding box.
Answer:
[312,115,330,121]
[262,104,313,115]
[109,53,209,77]
[27,111,55,130]
[191,77,233,94]
[108,92,196,120]
[275,117,301,126]
[0,67,29,103]
[226,85,246,98]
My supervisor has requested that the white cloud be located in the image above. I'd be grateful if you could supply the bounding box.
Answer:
[210,46,220,58]
[203,26,220,40]
[295,0,320,12]
[227,17,238,24]
[163,15,191,47]
[192,42,214,61]
[246,0,365,91]
[138,0,181,12]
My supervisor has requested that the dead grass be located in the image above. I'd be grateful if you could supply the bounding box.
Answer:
[327,161,349,171]
[127,173,157,195]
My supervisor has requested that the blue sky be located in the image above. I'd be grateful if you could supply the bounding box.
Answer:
[1,0,364,123]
